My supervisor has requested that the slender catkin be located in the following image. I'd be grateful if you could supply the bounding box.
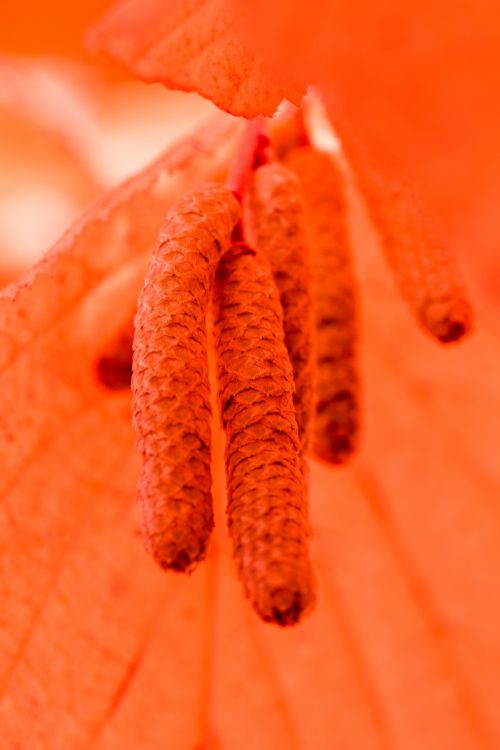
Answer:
[285,146,360,465]
[244,162,315,450]
[213,243,315,626]
[96,320,134,390]
[353,162,473,344]
[132,184,240,573]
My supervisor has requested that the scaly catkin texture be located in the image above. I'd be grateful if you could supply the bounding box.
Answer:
[351,158,473,344]
[213,243,316,626]
[285,146,360,465]
[244,162,315,450]
[132,184,240,573]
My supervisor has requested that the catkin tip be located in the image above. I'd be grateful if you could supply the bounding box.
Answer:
[95,325,134,390]
[419,296,474,344]
[314,431,357,466]
[96,355,132,390]
[314,390,359,465]
[263,584,315,627]
[149,534,210,574]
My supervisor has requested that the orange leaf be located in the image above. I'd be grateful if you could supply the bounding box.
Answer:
[228,0,500,305]
[0,116,244,747]
[91,0,500,309]
[2,108,500,748]
[89,0,304,116]
[3,8,500,744]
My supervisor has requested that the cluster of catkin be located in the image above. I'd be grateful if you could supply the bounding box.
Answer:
[131,159,326,625]
[100,117,473,627]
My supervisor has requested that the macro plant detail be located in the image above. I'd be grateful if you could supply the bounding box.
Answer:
[244,159,315,451]
[213,242,315,625]
[3,0,500,748]
[283,144,360,465]
[89,105,474,629]
[132,184,240,575]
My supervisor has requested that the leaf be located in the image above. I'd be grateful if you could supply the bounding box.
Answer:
[3,10,500,741]
[92,0,500,313]
[0,115,245,748]
[88,0,304,117]
[2,102,500,748]
[228,0,500,305]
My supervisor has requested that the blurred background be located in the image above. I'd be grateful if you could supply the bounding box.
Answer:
[0,0,215,284]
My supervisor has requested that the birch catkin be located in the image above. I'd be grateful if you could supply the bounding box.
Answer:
[244,162,315,450]
[213,243,315,626]
[352,163,473,344]
[285,146,360,465]
[132,184,240,573]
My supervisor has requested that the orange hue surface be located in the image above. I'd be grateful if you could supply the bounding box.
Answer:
[89,0,302,115]
[2,1,500,748]
[92,0,500,305]
[132,184,240,573]
[1,105,500,748]
[232,0,500,296]
[1,0,111,57]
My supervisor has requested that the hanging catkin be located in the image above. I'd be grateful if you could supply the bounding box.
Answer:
[350,156,473,344]
[244,162,315,450]
[132,184,240,573]
[213,243,315,626]
[285,145,360,465]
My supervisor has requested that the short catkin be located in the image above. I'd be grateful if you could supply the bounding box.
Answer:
[352,159,473,344]
[285,145,360,465]
[96,320,134,390]
[132,184,240,573]
[244,162,315,450]
[213,243,315,626]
